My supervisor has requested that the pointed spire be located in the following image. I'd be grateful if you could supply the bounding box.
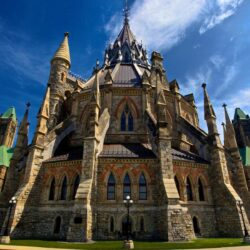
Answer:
[223,103,238,149]
[51,32,71,67]
[222,122,230,149]
[91,61,100,107]
[124,0,129,24]
[19,102,30,134]
[202,83,216,120]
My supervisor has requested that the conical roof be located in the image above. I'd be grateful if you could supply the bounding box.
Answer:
[116,21,136,46]
[1,107,17,121]
[234,108,248,120]
[51,32,71,66]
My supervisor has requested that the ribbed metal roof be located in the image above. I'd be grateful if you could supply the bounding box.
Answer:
[113,65,140,85]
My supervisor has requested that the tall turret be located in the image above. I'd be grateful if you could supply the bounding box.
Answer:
[48,32,71,129]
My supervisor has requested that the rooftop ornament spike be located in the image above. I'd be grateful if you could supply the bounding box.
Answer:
[26,102,31,109]
[222,103,227,108]
[124,0,129,24]
[202,83,207,89]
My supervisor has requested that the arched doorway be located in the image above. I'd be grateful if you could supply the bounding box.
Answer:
[192,217,201,236]
[122,216,132,237]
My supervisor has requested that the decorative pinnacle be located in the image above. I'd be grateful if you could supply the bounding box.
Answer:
[124,0,129,24]
[222,103,227,108]
[64,32,69,37]
[202,83,206,89]
[26,102,31,109]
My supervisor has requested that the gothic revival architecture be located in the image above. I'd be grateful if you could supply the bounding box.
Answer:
[1,8,250,242]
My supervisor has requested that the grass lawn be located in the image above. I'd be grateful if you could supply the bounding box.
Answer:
[2,238,250,250]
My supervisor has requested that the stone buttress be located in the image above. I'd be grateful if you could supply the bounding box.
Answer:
[202,84,250,236]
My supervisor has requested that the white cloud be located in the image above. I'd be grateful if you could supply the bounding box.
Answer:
[210,54,225,69]
[106,0,244,51]
[214,64,239,97]
[199,0,243,34]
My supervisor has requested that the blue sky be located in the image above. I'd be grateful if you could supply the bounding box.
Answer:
[0,0,249,142]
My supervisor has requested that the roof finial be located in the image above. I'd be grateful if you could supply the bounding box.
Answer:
[124,0,129,24]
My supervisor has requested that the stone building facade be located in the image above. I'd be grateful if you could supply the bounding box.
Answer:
[0,9,250,242]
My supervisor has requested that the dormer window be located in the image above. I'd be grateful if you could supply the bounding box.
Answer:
[120,104,134,131]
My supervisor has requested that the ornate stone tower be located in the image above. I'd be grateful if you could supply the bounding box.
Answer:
[48,32,71,129]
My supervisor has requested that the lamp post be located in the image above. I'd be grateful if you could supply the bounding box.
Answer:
[123,195,134,249]
[236,201,249,237]
[4,196,17,237]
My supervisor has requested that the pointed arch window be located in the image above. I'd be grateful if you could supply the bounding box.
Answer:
[139,174,147,200]
[107,173,116,200]
[120,103,134,131]
[186,177,193,201]
[174,176,181,198]
[198,178,205,201]
[60,176,67,200]
[123,174,131,199]
[49,178,55,201]
[72,175,80,200]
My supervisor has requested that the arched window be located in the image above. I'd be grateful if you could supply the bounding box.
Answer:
[186,177,193,201]
[140,217,145,232]
[123,174,131,199]
[139,174,147,200]
[110,217,114,233]
[198,178,205,201]
[60,176,67,200]
[107,173,116,200]
[49,178,55,201]
[174,176,181,198]
[72,175,80,200]
[120,104,134,132]
[192,217,201,236]
[54,216,61,234]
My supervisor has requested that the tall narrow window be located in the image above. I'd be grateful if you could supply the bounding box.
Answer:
[110,217,114,232]
[198,178,205,201]
[54,216,61,234]
[107,173,116,200]
[121,111,126,131]
[139,174,147,200]
[72,175,80,200]
[123,174,131,199]
[120,103,134,131]
[174,176,181,198]
[49,178,55,201]
[128,112,134,131]
[186,177,193,201]
[60,176,67,200]
[140,217,145,232]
